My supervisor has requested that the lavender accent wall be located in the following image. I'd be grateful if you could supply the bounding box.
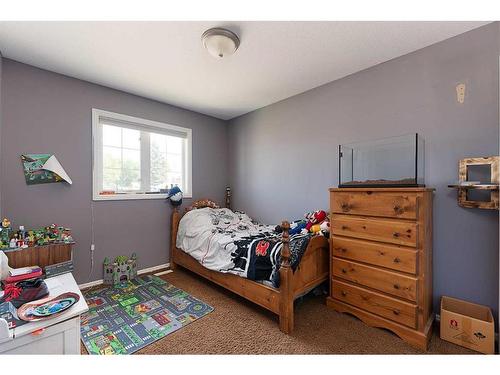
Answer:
[0,59,228,283]
[228,23,500,319]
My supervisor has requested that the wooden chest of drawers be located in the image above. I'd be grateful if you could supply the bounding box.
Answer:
[326,188,434,350]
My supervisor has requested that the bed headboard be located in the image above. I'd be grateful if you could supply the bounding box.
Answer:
[185,199,220,212]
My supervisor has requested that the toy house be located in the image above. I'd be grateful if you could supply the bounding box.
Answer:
[103,253,138,285]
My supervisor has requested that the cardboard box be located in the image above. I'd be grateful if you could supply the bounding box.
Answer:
[440,296,495,354]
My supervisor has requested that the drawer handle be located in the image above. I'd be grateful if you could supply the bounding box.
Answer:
[393,309,401,316]
[340,248,347,253]
[393,232,400,238]
[393,257,401,264]
[341,268,347,274]
[393,205,404,214]
[393,284,400,290]
[341,291,347,297]
[341,203,350,212]
[341,225,348,230]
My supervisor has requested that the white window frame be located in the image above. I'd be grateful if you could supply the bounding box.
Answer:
[92,108,192,201]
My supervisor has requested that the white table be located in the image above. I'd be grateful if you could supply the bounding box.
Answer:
[0,273,89,354]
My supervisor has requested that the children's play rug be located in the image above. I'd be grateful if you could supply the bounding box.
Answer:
[80,275,213,355]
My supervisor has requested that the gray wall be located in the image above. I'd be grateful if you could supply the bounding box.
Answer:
[0,59,228,283]
[228,23,499,319]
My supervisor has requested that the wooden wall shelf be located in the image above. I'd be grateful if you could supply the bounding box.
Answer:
[448,184,499,190]
[450,156,499,210]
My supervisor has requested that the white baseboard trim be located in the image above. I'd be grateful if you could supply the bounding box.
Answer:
[138,263,170,275]
[78,263,170,290]
[154,269,173,277]
[78,279,103,290]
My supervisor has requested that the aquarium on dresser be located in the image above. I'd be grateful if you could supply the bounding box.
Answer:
[339,133,424,188]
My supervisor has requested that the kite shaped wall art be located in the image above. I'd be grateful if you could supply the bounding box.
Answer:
[21,154,73,185]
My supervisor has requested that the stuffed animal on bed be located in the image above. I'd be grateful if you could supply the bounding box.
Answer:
[310,219,330,238]
[289,220,307,235]
[274,220,307,235]
[304,210,327,231]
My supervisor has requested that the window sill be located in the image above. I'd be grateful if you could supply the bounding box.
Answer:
[93,193,192,201]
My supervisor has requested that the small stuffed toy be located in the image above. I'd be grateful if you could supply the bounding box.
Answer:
[304,210,327,231]
[310,219,330,234]
[320,220,330,232]
[289,220,307,235]
[166,186,183,207]
[275,220,307,235]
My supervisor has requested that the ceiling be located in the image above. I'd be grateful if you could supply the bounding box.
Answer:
[0,21,490,120]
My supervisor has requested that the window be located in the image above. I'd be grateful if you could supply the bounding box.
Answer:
[92,109,192,200]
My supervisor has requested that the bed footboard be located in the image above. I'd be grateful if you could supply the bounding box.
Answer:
[277,222,329,333]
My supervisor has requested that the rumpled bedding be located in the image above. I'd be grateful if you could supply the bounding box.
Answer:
[176,207,311,288]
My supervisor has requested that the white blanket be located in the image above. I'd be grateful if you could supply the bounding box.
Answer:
[176,207,276,278]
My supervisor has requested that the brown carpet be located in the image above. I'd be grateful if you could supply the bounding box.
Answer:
[81,268,477,355]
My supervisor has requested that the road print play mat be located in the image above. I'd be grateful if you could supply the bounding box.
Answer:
[80,275,213,355]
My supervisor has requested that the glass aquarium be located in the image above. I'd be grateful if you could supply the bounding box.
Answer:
[339,133,424,187]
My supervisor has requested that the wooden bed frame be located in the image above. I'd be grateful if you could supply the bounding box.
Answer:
[169,192,329,333]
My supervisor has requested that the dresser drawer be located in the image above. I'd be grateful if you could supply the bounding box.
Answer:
[331,191,418,219]
[332,257,418,301]
[331,236,417,274]
[332,280,417,328]
[331,215,418,247]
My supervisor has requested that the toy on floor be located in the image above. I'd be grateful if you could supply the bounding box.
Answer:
[103,253,138,285]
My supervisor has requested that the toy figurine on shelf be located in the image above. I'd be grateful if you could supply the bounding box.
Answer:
[36,230,46,246]
[18,225,26,240]
[61,228,73,244]
[1,218,11,248]
[9,235,17,249]
[57,226,64,242]
[0,232,8,250]
[27,231,35,247]
[2,218,11,229]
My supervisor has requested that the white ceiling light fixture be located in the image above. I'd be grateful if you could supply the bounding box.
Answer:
[202,27,240,59]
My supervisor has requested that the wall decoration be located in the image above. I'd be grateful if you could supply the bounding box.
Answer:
[20,154,72,185]
[448,156,499,210]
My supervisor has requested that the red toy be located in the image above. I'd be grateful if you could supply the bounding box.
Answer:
[304,210,327,231]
